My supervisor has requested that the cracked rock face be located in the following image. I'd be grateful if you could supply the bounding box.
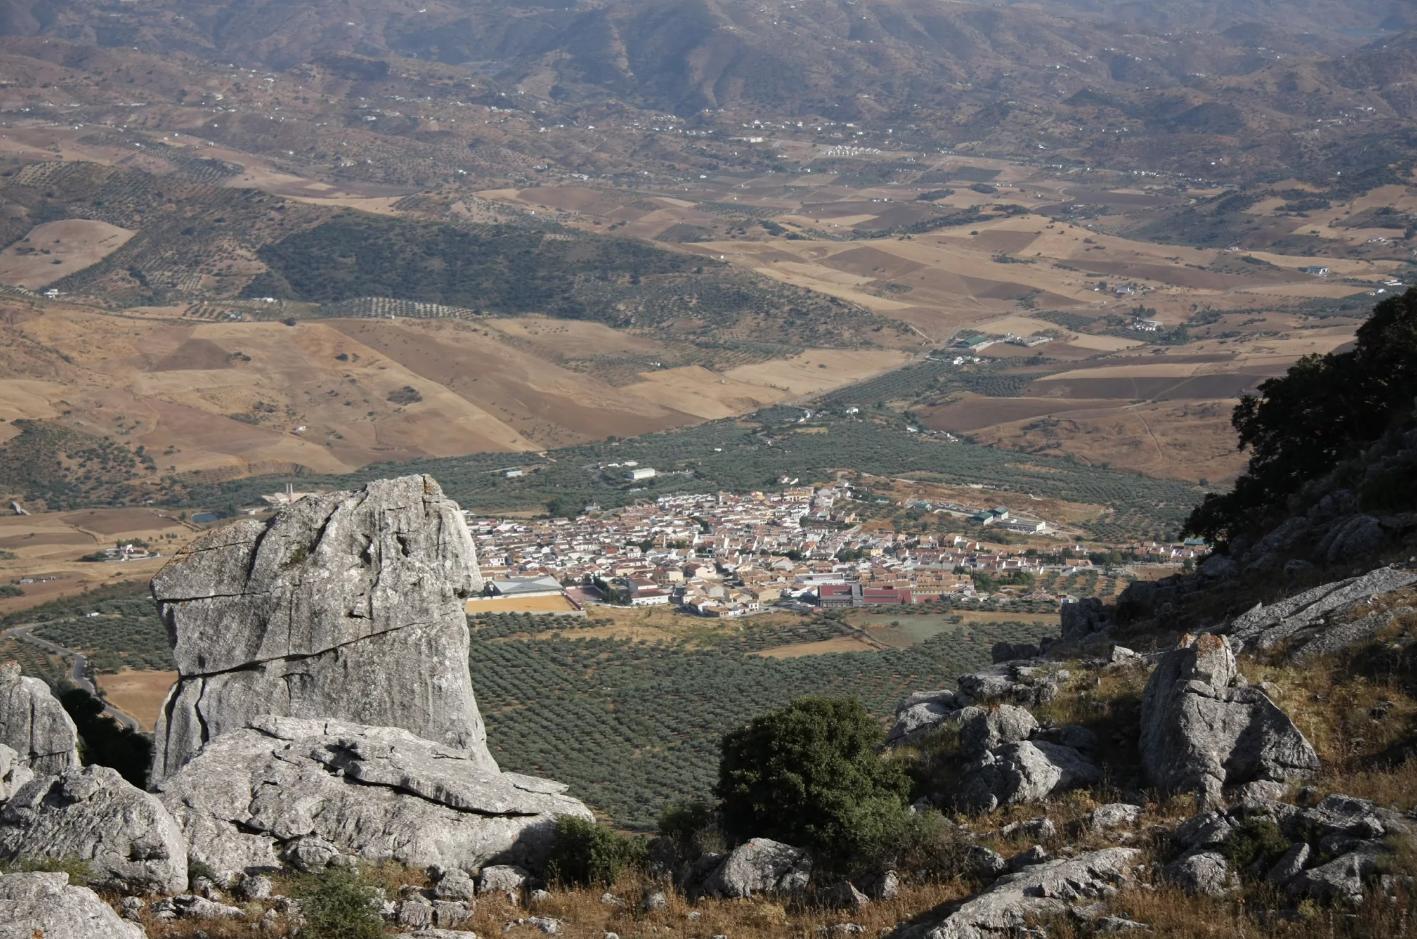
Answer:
[0,661,81,776]
[156,716,592,880]
[150,474,490,780]
[0,871,147,939]
[0,765,188,895]
[892,848,1139,939]
[1140,634,1318,803]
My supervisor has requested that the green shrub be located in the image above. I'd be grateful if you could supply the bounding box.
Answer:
[716,696,911,871]
[290,866,385,939]
[0,856,96,885]
[1220,817,1290,874]
[546,816,646,887]
[657,800,721,857]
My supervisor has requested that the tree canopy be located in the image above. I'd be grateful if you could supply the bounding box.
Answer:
[1186,288,1417,545]
[716,696,910,868]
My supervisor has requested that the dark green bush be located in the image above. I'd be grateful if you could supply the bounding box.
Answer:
[290,867,385,939]
[1187,288,1417,544]
[1220,817,1290,874]
[657,800,722,857]
[546,816,646,887]
[716,696,911,870]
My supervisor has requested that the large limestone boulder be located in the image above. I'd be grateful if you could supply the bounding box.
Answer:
[1140,634,1318,803]
[156,716,592,880]
[0,765,187,894]
[890,848,1139,939]
[150,474,491,780]
[0,661,80,775]
[0,871,146,939]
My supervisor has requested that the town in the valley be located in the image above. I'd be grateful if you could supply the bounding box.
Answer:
[466,480,1207,619]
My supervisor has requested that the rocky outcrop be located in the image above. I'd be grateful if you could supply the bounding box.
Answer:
[1060,597,1112,642]
[945,705,1101,813]
[890,848,1139,939]
[1166,794,1410,906]
[0,661,80,775]
[1224,566,1417,657]
[703,838,812,898]
[156,715,591,881]
[1140,634,1318,803]
[0,744,32,802]
[886,662,1067,749]
[956,738,1102,814]
[0,766,187,894]
[0,871,146,939]
[150,475,490,780]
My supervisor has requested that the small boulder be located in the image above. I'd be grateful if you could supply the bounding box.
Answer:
[959,705,1038,757]
[1288,843,1386,905]
[956,740,1102,813]
[151,894,245,919]
[1088,804,1143,833]
[433,868,478,902]
[703,838,812,898]
[479,864,531,900]
[1265,843,1310,885]
[1164,852,1238,897]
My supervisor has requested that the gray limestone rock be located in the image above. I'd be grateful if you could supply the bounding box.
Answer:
[0,871,146,939]
[1088,803,1144,833]
[150,894,244,920]
[1164,851,1238,896]
[1139,634,1318,803]
[433,868,478,902]
[961,846,1008,880]
[891,848,1139,939]
[955,740,1102,813]
[861,869,901,901]
[1287,843,1386,905]
[1060,597,1112,641]
[0,765,187,895]
[887,691,967,747]
[959,705,1038,758]
[1224,566,1417,656]
[156,716,592,880]
[957,662,1063,707]
[1317,514,1387,565]
[0,661,80,775]
[0,744,33,802]
[703,838,812,898]
[479,864,531,899]
[1265,843,1311,885]
[150,475,489,780]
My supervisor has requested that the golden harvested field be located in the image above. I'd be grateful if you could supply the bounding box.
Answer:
[0,508,197,614]
[0,218,134,288]
[0,303,911,488]
[97,669,177,731]
[465,594,579,614]
[754,635,880,657]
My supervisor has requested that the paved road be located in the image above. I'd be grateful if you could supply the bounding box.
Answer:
[2,623,143,732]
